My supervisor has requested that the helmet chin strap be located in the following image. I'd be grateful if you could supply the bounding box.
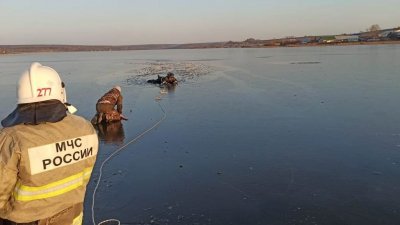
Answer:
[64,102,78,114]
[62,83,78,114]
[67,105,78,114]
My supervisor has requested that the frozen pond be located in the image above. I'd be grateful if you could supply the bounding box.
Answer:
[1,45,400,225]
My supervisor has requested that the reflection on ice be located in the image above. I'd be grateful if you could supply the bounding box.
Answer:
[94,121,125,145]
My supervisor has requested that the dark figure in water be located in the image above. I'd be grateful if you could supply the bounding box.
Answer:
[147,72,178,85]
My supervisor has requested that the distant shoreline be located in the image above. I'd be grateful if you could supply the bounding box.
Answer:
[283,40,400,48]
[1,40,399,55]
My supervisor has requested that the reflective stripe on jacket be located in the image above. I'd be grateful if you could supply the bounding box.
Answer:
[73,212,83,225]
[0,114,99,223]
[13,167,93,202]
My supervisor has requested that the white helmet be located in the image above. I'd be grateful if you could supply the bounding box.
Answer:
[17,62,64,104]
[113,85,121,93]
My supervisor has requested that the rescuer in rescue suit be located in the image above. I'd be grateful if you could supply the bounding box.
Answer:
[0,63,99,225]
[92,86,127,124]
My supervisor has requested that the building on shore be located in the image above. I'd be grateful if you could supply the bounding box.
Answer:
[318,36,336,43]
[388,29,400,40]
[335,35,359,42]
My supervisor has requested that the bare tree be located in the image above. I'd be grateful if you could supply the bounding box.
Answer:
[367,24,381,32]
[362,24,381,40]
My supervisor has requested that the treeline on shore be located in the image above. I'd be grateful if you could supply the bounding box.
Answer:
[0,43,226,54]
[1,26,399,54]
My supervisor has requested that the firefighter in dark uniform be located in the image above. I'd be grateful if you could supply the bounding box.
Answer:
[147,72,178,85]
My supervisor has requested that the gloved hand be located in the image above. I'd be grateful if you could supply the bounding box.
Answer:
[120,114,128,121]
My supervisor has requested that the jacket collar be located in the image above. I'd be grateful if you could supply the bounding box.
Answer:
[1,100,67,127]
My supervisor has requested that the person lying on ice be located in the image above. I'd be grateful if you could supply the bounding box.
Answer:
[91,86,128,124]
[147,72,178,85]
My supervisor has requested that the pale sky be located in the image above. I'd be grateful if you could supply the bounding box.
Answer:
[0,0,399,45]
